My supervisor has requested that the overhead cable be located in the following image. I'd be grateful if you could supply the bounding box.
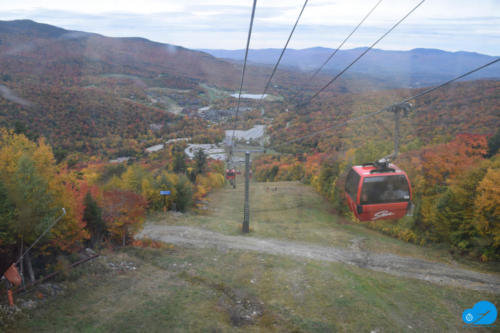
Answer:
[270,56,500,150]
[308,0,383,82]
[303,0,426,104]
[259,0,309,103]
[231,0,258,147]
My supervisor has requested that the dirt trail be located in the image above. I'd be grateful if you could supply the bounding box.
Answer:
[138,225,500,294]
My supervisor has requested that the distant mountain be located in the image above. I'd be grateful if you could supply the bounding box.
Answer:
[0,20,248,89]
[0,20,320,156]
[1,19,497,158]
[0,20,311,92]
[0,19,258,155]
[200,47,500,88]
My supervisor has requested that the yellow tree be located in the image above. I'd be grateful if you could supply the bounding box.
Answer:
[474,166,500,261]
[0,130,88,256]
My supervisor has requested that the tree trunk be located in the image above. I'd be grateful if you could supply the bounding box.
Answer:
[90,234,97,249]
[24,251,36,283]
[19,240,25,287]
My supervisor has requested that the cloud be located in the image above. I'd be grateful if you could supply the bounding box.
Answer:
[0,85,31,107]
[0,1,499,54]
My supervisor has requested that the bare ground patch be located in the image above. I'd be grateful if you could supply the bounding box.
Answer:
[138,225,500,294]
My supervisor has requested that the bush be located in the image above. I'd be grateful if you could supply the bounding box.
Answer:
[175,175,193,212]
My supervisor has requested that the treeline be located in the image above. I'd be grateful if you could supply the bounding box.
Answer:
[0,80,224,159]
[0,129,224,281]
[254,132,500,262]
[0,79,169,154]
[268,80,500,155]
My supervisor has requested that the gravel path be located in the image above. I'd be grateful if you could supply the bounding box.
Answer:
[138,225,500,293]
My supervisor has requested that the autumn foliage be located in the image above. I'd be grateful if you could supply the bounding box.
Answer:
[0,128,225,280]
[102,190,147,246]
[255,132,499,261]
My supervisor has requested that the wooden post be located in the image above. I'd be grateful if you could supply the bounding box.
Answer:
[7,289,14,306]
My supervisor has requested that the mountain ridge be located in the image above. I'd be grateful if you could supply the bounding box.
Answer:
[199,47,500,88]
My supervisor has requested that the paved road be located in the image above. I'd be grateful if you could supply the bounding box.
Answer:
[138,225,500,294]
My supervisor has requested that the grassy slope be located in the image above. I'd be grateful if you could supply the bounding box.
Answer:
[10,180,500,332]
[151,179,497,272]
[11,247,499,333]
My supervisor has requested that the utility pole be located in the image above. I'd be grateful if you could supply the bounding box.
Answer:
[232,147,264,234]
[393,107,400,159]
[388,102,411,160]
[242,151,250,233]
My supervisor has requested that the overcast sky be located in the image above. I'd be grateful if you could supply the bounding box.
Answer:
[1,0,499,55]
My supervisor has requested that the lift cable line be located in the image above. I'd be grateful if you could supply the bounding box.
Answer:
[15,208,66,265]
[308,0,383,82]
[259,0,309,103]
[269,56,500,151]
[230,0,258,151]
[396,57,500,103]
[302,0,426,105]
[288,0,383,104]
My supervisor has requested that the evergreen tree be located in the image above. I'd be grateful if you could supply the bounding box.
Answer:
[0,180,16,246]
[0,180,16,275]
[194,149,207,175]
[487,127,500,157]
[175,175,193,212]
[173,152,187,174]
[83,192,106,248]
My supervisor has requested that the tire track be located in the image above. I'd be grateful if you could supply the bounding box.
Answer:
[138,225,500,293]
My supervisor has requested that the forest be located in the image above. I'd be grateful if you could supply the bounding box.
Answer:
[254,80,500,261]
[0,128,225,283]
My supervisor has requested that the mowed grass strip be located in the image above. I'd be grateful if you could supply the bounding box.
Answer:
[150,180,496,271]
[11,247,499,333]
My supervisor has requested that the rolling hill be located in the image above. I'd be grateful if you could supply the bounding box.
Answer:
[200,47,500,88]
[0,20,241,88]
[0,19,416,158]
[0,20,274,156]
[0,20,498,159]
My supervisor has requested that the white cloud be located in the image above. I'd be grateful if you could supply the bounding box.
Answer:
[0,0,499,54]
[0,0,185,14]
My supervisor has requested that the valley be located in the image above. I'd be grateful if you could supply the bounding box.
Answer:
[0,17,499,332]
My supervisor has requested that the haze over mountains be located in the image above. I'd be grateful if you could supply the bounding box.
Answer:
[0,19,241,88]
[0,19,257,155]
[0,19,498,157]
[1,19,498,93]
[0,19,314,92]
[201,47,500,88]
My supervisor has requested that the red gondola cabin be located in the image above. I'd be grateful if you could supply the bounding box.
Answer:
[226,169,236,179]
[226,169,236,188]
[345,161,412,221]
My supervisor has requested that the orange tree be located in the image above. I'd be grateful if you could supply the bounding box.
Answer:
[102,190,147,246]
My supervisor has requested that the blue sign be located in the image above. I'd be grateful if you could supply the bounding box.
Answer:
[462,301,497,326]
[160,190,171,195]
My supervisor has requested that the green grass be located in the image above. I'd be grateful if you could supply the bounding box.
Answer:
[150,180,496,272]
[144,87,183,113]
[8,180,500,332]
[199,83,230,103]
[10,247,499,332]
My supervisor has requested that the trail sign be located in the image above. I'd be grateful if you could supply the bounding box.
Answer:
[160,190,171,213]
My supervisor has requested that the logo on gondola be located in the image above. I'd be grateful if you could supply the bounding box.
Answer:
[371,210,395,220]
